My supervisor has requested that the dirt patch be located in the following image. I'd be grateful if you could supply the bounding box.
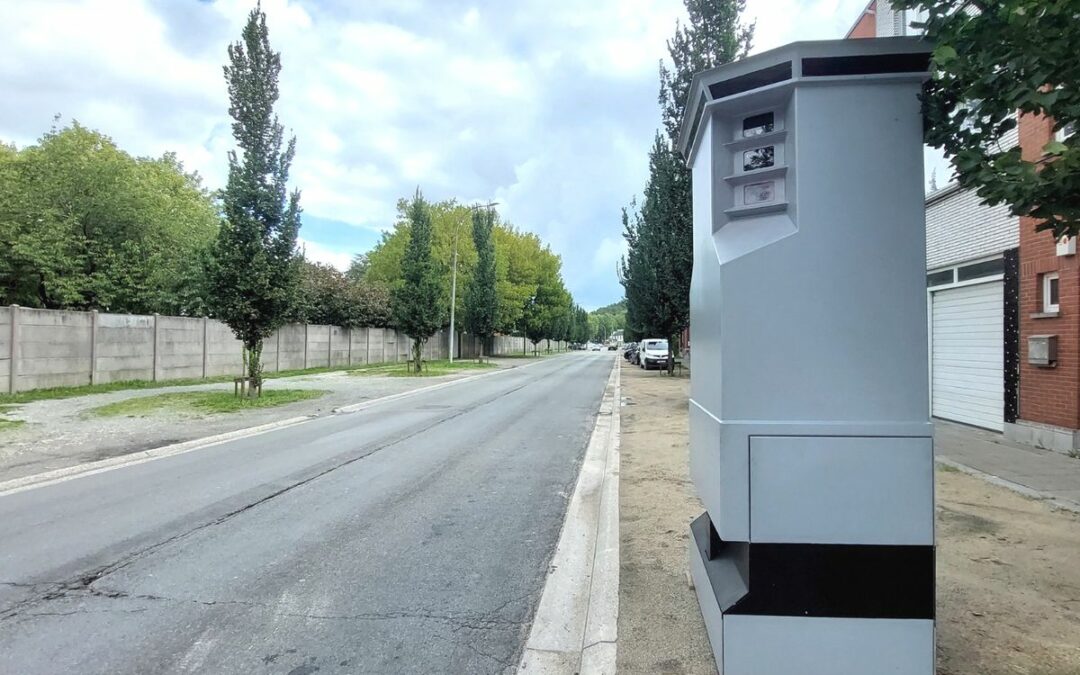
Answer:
[936,469,1080,675]
[618,360,1080,675]
[617,361,715,674]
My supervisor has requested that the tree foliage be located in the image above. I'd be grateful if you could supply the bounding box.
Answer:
[620,135,693,363]
[463,208,498,358]
[0,122,218,313]
[209,5,302,392]
[659,0,754,143]
[366,196,573,344]
[895,0,1080,237]
[622,0,752,370]
[393,190,443,371]
[289,260,391,328]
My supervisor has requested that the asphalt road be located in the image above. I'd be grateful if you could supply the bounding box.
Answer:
[0,352,615,674]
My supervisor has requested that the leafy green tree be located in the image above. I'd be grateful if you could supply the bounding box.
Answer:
[209,5,301,394]
[0,122,218,312]
[522,250,570,353]
[346,253,369,283]
[289,260,392,328]
[463,208,498,360]
[393,190,443,371]
[895,0,1079,237]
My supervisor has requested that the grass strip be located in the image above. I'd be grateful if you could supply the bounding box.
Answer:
[88,389,326,418]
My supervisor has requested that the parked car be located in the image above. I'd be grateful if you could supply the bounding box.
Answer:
[607,343,618,351]
[623,343,639,363]
[638,338,670,370]
[589,343,602,351]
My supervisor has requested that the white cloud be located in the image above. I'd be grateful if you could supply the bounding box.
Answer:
[299,238,354,271]
[1,0,876,308]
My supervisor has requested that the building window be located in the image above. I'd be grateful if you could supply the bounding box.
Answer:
[1042,272,1060,313]
[957,258,1004,281]
[926,270,954,287]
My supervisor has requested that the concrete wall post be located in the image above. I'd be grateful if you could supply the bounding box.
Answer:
[328,325,333,367]
[303,324,309,370]
[275,329,281,373]
[202,317,209,379]
[9,304,18,394]
[347,328,353,366]
[152,313,160,381]
[90,310,99,385]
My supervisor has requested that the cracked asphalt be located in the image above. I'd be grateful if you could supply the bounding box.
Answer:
[0,352,615,674]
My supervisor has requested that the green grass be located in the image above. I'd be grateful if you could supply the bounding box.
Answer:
[349,359,498,378]
[87,389,326,418]
[0,418,25,431]
[936,462,960,473]
[0,363,370,406]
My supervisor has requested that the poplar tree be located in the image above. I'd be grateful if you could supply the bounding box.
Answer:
[210,4,301,395]
[464,207,498,361]
[393,190,443,372]
[622,0,753,372]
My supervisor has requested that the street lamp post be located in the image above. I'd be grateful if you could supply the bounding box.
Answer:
[448,201,497,363]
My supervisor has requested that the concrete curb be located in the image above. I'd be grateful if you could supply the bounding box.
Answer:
[935,457,1080,514]
[0,355,564,498]
[518,358,620,675]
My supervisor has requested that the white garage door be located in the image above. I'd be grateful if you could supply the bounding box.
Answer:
[931,281,1004,431]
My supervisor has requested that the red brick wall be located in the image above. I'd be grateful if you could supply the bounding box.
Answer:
[1018,112,1080,429]
[847,11,876,39]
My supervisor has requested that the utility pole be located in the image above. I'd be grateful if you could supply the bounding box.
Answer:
[448,201,497,363]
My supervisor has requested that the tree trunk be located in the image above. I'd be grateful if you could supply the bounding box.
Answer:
[667,337,675,376]
[247,339,264,397]
[478,340,485,363]
[412,338,423,373]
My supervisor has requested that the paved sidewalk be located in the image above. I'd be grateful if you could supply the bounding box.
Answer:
[935,420,1080,510]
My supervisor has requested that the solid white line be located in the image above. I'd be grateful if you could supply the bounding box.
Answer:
[0,354,571,498]
[518,357,620,674]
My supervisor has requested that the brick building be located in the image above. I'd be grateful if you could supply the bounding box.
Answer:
[1011,112,1079,450]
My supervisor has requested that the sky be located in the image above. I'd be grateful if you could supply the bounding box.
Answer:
[0,0,885,310]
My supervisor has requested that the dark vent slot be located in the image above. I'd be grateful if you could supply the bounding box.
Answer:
[708,62,792,100]
[684,91,709,159]
[801,52,931,77]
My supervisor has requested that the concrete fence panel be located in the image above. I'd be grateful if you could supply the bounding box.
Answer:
[276,324,306,371]
[204,320,244,377]
[15,308,94,390]
[157,316,205,381]
[330,326,350,367]
[307,325,331,369]
[350,327,369,365]
[96,313,154,385]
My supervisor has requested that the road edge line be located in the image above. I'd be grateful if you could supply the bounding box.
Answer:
[0,354,569,497]
[517,357,620,674]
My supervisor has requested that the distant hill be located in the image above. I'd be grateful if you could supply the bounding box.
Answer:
[588,299,625,342]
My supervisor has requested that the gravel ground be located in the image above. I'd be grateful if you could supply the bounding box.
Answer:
[618,359,1080,675]
[0,357,537,483]
[617,361,716,674]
